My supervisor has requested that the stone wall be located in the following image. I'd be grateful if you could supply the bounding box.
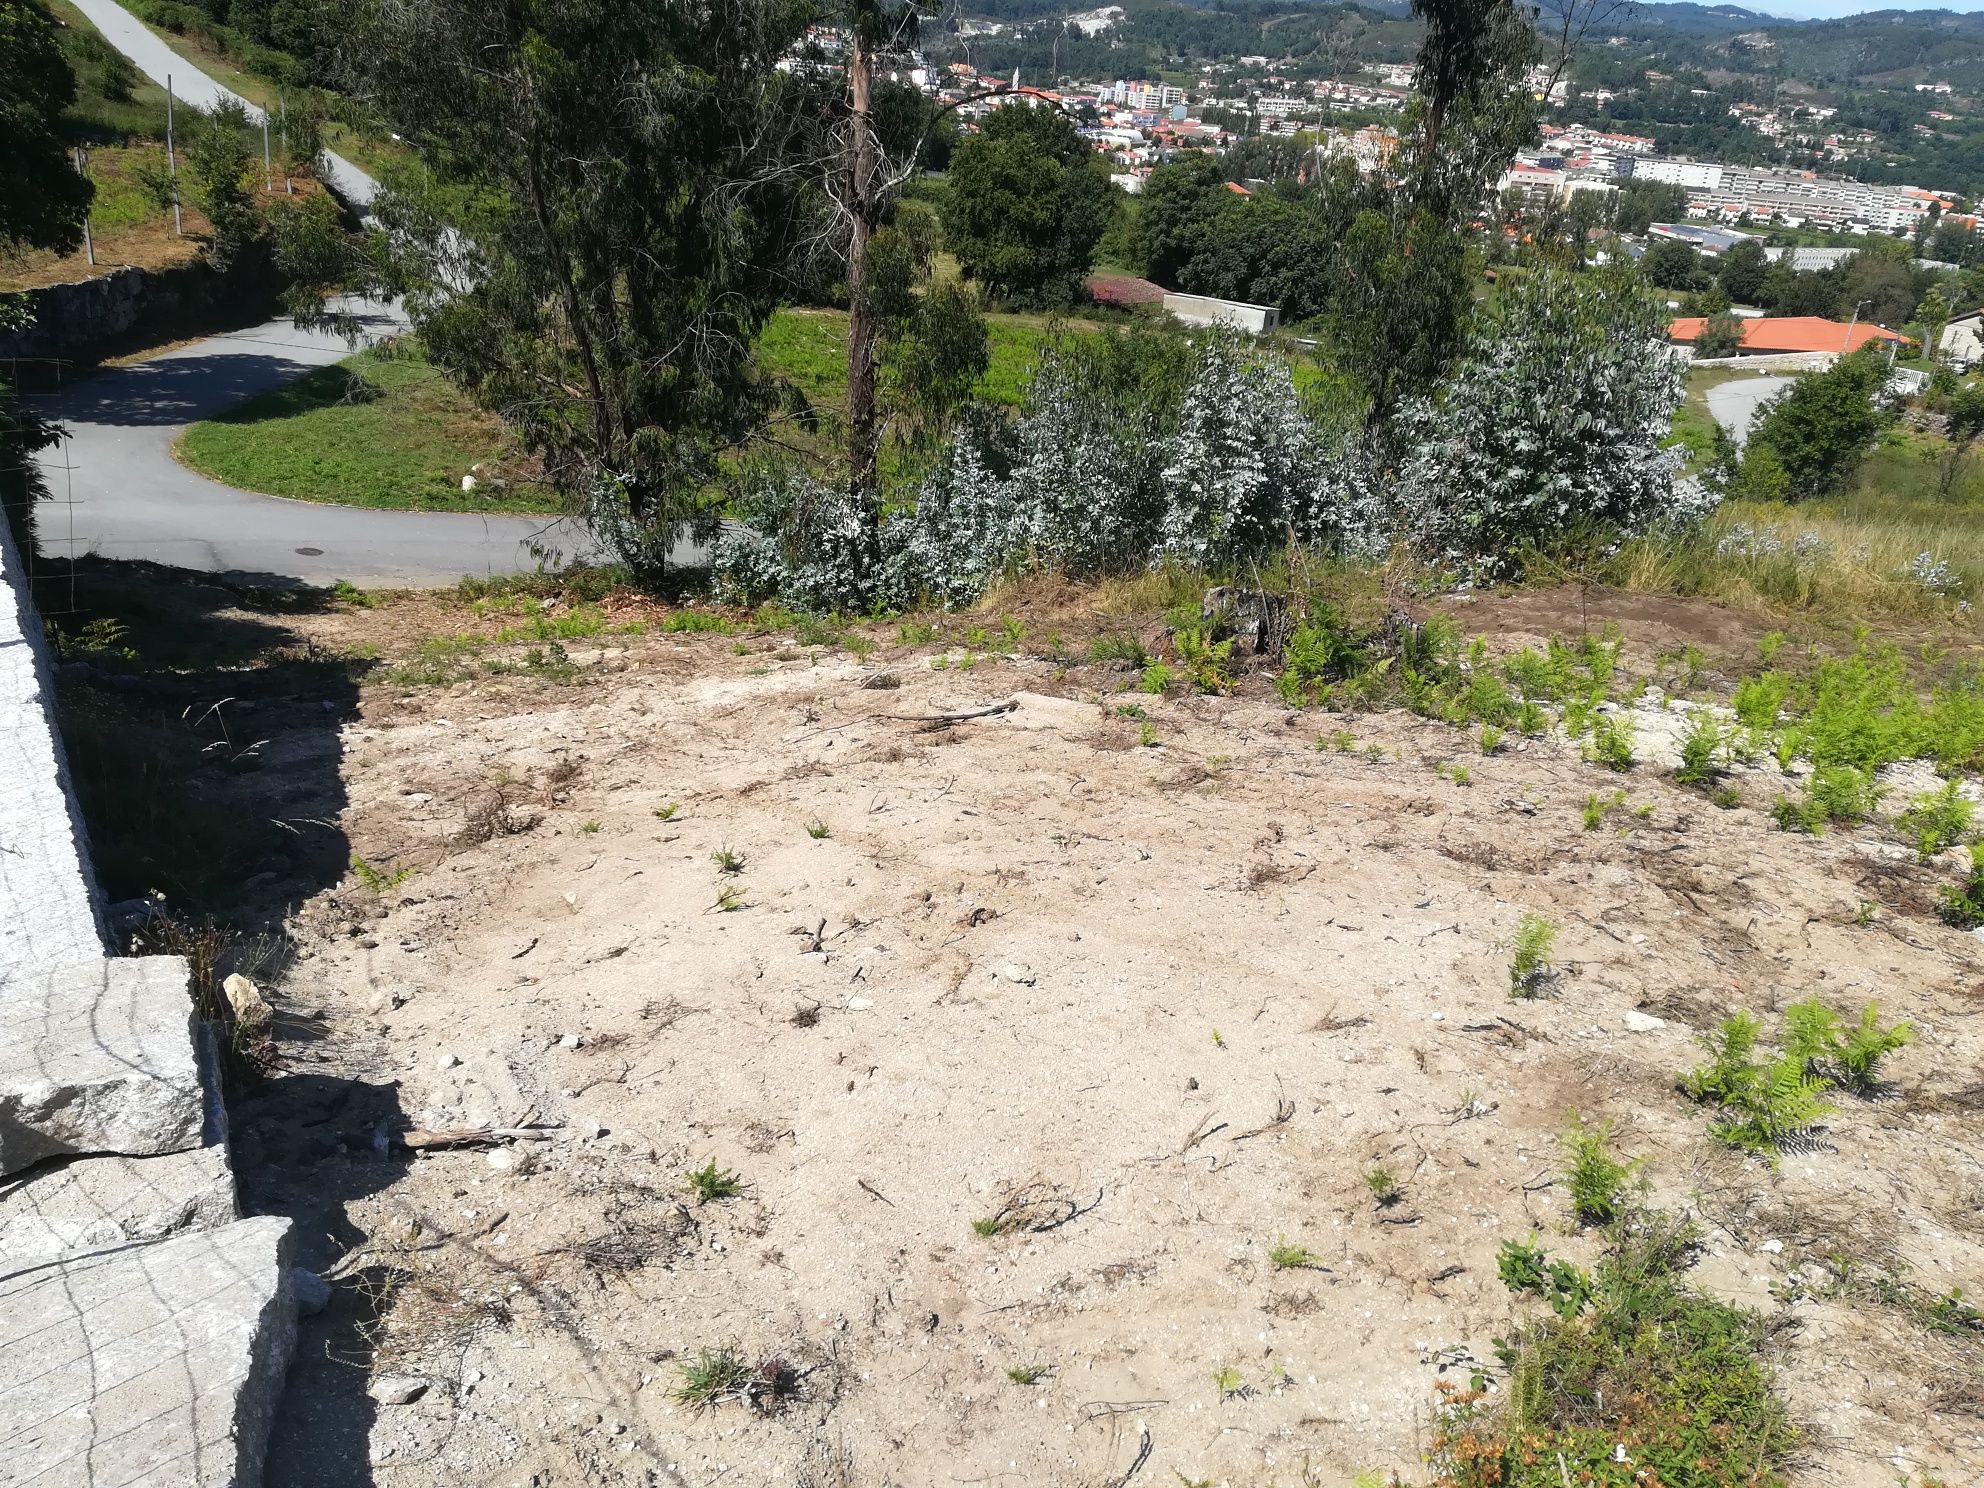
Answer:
[0,515,304,1487]
[0,255,275,363]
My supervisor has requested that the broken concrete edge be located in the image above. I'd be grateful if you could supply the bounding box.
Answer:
[0,1214,300,1488]
[0,955,208,1176]
[0,1142,239,1262]
[0,506,110,971]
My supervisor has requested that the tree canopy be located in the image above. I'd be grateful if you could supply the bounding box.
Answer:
[0,0,93,256]
[342,0,812,566]
[941,103,1111,307]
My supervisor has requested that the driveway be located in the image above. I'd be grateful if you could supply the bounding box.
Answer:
[30,307,592,588]
[1704,374,1794,449]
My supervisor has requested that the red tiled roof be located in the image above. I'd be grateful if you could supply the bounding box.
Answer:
[1086,273,1167,307]
[1667,315,1913,354]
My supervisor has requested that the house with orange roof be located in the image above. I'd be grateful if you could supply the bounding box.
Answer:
[1666,315,1913,357]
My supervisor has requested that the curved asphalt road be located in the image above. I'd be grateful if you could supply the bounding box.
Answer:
[37,1,596,587]
[30,307,591,587]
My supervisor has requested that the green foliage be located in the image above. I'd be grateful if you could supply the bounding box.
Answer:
[1743,347,1898,498]
[1899,780,1974,860]
[684,1159,743,1204]
[1681,1012,1836,1159]
[1005,1363,1048,1385]
[1939,843,1984,928]
[1509,912,1556,997]
[347,0,810,574]
[0,0,93,254]
[1139,661,1173,695]
[1561,1117,1640,1229]
[1448,1218,1792,1488]
[1089,632,1148,665]
[711,846,745,874]
[942,103,1110,308]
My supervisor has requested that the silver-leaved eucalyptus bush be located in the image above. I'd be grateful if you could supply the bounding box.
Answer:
[716,271,1709,611]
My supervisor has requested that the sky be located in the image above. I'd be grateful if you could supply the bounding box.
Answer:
[1741,0,1984,16]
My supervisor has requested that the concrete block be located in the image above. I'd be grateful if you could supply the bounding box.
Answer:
[0,517,107,972]
[0,957,204,1176]
[0,1145,238,1262]
[0,1215,298,1487]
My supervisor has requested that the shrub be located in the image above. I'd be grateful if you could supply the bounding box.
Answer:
[1442,1218,1792,1488]
[1743,344,1897,498]
[1393,266,1708,580]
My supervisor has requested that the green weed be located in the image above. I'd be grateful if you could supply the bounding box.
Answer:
[1899,780,1974,860]
[805,820,831,840]
[1583,712,1635,772]
[1782,998,1912,1094]
[1509,912,1557,997]
[1673,711,1726,786]
[1139,661,1174,694]
[1005,1363,1048,1385]
[711,846,746,874]
[674,1346,752,1408]
[1268,1238,1326,1270]
[685,1160,744,1204]
[1364,1165,1402,1208]
[654,802,680,821]
[349,854,414,893]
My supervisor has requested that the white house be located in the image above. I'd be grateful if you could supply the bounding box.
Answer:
[1941,310,1984,370]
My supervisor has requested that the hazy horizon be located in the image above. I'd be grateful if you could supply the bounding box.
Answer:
[1728,0,1984,18]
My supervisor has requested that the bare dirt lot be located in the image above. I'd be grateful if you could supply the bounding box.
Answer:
[55,573,1984,1487]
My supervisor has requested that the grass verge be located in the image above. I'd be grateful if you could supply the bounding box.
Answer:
[174,342,560,513]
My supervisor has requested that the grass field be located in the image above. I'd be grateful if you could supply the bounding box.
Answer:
[174,342,559,513]
[755,307,1067,412]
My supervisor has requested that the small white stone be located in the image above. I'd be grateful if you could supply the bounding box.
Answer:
[558,1032,584,1050]
[847,996,875,1011]
[1621,1010,1667,1033]
[436,1051,462,1069]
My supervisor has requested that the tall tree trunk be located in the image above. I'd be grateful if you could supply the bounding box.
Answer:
[846,17,881,555]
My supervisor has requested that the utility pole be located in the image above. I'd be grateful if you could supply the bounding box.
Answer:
[262,114,273,192]
[279,90,293,194]
[74,148,94,266]
[1844,296,1869,353]
[166,75,183,235]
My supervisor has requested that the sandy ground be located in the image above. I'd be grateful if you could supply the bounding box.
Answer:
[182,597,1984,1488]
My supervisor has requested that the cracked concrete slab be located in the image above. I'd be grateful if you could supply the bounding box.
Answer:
[0,957,205,1176]
[0,1214,298,1487]
[0,1145,237,1262]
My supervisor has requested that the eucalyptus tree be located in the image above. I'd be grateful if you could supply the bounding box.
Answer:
[340,0,814,572]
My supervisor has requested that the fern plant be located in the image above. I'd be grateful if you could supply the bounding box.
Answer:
[1561,1116,1642,1229]
[1682,1012,1835,1160]
[1708,1057,1835,1158]
[1828,1001,1913,1093]
[1939,844,1984,929]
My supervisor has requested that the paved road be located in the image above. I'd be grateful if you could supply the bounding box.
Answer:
[1704,374,1794,448]
[67,0,378,210]
[29,308,591,587]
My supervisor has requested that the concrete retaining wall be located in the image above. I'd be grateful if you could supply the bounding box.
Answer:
[0,515,301,1486]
